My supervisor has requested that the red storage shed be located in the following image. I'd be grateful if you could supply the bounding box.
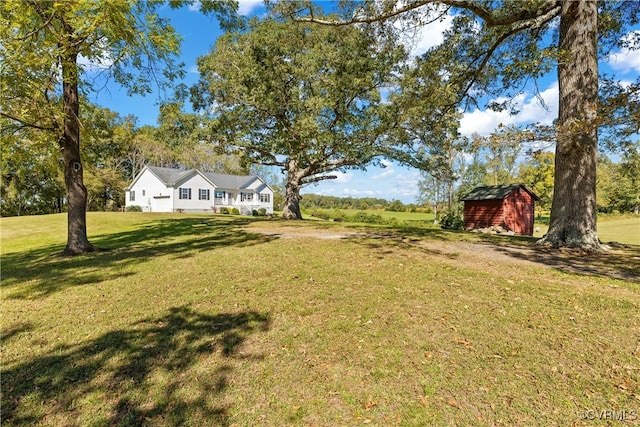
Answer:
[461,184,540,236]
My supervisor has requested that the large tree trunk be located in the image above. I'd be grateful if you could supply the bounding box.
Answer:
[60,52,97,256]
[537,0,601,250]
[281,160,304,220]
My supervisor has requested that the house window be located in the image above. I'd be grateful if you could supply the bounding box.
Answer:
[179,188,191,200]
[142,190,145,196]
[215,191,225,199]
[259,193,270,203]
[241,192,253,202]
[130,191,135,201]
[199,189,210,200]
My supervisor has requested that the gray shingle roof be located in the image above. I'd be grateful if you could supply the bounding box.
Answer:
[200,172,256,189]
[461,184,539,201]
[147,166,194,186]
[146,166,259,190]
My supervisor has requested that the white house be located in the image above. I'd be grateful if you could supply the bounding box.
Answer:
[125,166,274,214]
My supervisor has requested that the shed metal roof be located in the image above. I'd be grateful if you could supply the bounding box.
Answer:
[461,184,539,201]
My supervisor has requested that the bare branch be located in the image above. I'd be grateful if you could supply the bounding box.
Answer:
[297,0,560,29]
[0,111,57,132]
[296,0,437,26]
[302,174,338,184]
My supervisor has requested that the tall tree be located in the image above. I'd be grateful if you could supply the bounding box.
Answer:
[0,0,236,254]
[384,51,467,218]
[475,124,529,186]
[0,126,65,216]
[123,125,178,178]
[192,17,403,219]
[518,150,555,216]
[284,0,640,250]
[154,102,245,174]
[81,103,125,212]
[456,149,489,201]
[597,149,640,214]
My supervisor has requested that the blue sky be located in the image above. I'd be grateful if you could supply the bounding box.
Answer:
[89,2,640,204]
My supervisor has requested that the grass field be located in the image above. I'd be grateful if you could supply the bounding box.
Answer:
[2,212,639,426]
[305,208,640,246]
[530,214,640,246]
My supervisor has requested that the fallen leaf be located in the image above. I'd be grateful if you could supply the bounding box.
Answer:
[446,398,460,409]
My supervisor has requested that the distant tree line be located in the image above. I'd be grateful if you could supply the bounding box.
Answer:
[299,194,418,212]
[417,126,639,219]
[0,101,246,217]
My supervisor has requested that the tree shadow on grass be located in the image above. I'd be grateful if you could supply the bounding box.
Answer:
[485,242,640,284]
[2,217,277,300]
[345,226,496,259]
[2,321,34,343]
[2,306,270,426]
[346,225,640,283]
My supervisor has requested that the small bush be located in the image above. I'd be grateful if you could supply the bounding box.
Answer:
[311,210,332,220]
[125,205,142,212]
[440,212,464,230]
[258,208,267,216]
[346,212,390,225]
[219,207,230,214]
[231,208,240,215]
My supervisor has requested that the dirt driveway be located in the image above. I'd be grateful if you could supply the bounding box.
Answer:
[245,221,640,284]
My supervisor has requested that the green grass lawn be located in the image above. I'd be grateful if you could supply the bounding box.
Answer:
[302,208,639,246]
[2,212,639,426]
[532,215,640,245]
[595,216,640,246]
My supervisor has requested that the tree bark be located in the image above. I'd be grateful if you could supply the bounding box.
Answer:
[537,0,601,250]
[60,50,97,255]
[281,160,304,220]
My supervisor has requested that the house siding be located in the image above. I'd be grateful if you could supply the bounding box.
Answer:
[126,170,173,212]
[173,174,216,213]
[125,166,274,214]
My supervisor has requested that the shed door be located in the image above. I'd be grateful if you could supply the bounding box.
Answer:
[505,193,533,235]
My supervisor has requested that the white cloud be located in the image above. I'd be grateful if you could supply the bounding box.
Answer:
[405,11,454,58]
[459,81,558,137]
[301,162,422,203]
[188,0,262,16]
[371,159,395,179]
[607,30,640,74]
[330,171,354,184]
[342,188,383,197]
[459,107,511,137]
[78,39,115,72]
[517,82,558,124]
[238,0,263,16]
[392,170,421,196]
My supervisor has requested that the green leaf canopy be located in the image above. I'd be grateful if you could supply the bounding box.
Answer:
[192,17,404,218]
